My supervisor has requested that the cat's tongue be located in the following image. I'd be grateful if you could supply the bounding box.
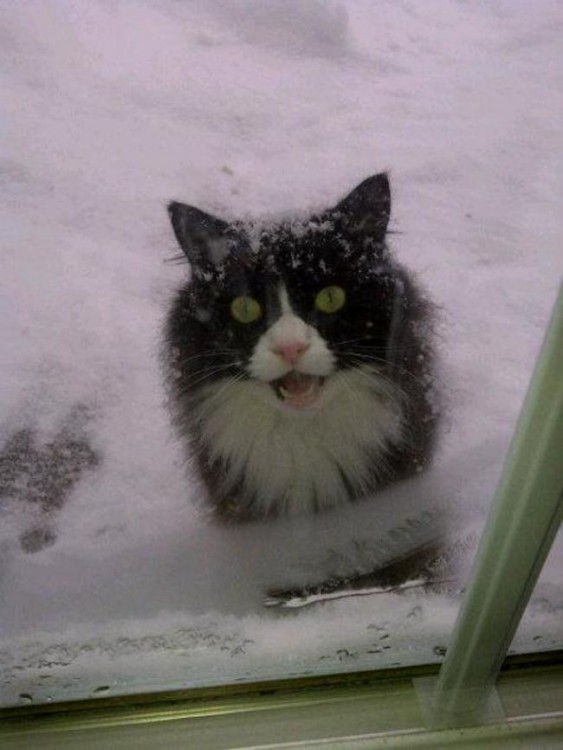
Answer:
[277,372,322,409]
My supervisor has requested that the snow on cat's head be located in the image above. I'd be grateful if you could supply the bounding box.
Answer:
[165,173,398,411]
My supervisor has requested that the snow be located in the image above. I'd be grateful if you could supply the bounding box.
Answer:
[1,0,562,707]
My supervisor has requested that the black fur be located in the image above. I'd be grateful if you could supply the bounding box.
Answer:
[163,174,440,521]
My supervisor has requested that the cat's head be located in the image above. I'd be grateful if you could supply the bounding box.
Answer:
[166,174,403,411]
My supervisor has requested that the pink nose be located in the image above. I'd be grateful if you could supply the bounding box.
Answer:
[273,341,309,366]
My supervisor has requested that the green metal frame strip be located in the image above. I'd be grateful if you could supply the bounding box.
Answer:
[431,283,563,725]
[1,661,562,747]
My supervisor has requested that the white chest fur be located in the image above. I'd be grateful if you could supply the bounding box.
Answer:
[194,367,403,516]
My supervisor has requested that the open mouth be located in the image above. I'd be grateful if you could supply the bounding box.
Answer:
[271,372,326,409]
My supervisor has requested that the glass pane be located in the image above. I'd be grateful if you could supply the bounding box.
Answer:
[510,529,563,656]
[1,1,561,707]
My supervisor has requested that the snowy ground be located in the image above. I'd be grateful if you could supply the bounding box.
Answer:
[1,0,562,707]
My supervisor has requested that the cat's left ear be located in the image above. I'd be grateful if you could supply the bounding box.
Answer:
[168,202,231,268]
[332,173,391,241]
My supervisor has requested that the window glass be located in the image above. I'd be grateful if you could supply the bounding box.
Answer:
[510,531,563,657]
[1,0,561,707]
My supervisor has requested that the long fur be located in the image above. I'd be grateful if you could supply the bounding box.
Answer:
[163,174,440,522]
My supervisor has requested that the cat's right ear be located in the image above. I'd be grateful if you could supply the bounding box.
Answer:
[332,173,391,242]
[167,202,231,268]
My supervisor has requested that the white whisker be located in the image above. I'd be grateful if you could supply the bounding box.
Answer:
[177,363,240,391]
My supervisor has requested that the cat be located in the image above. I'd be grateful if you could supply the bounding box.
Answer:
[163,173,439,523]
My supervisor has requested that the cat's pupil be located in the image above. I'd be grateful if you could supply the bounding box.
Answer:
[231,295,261,324]
[315,285,346,314]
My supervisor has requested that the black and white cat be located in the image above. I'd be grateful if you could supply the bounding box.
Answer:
[164,174,439,522]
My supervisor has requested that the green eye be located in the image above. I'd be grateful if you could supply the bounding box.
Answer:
[315,286,346,314]
[231,296,262,324]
